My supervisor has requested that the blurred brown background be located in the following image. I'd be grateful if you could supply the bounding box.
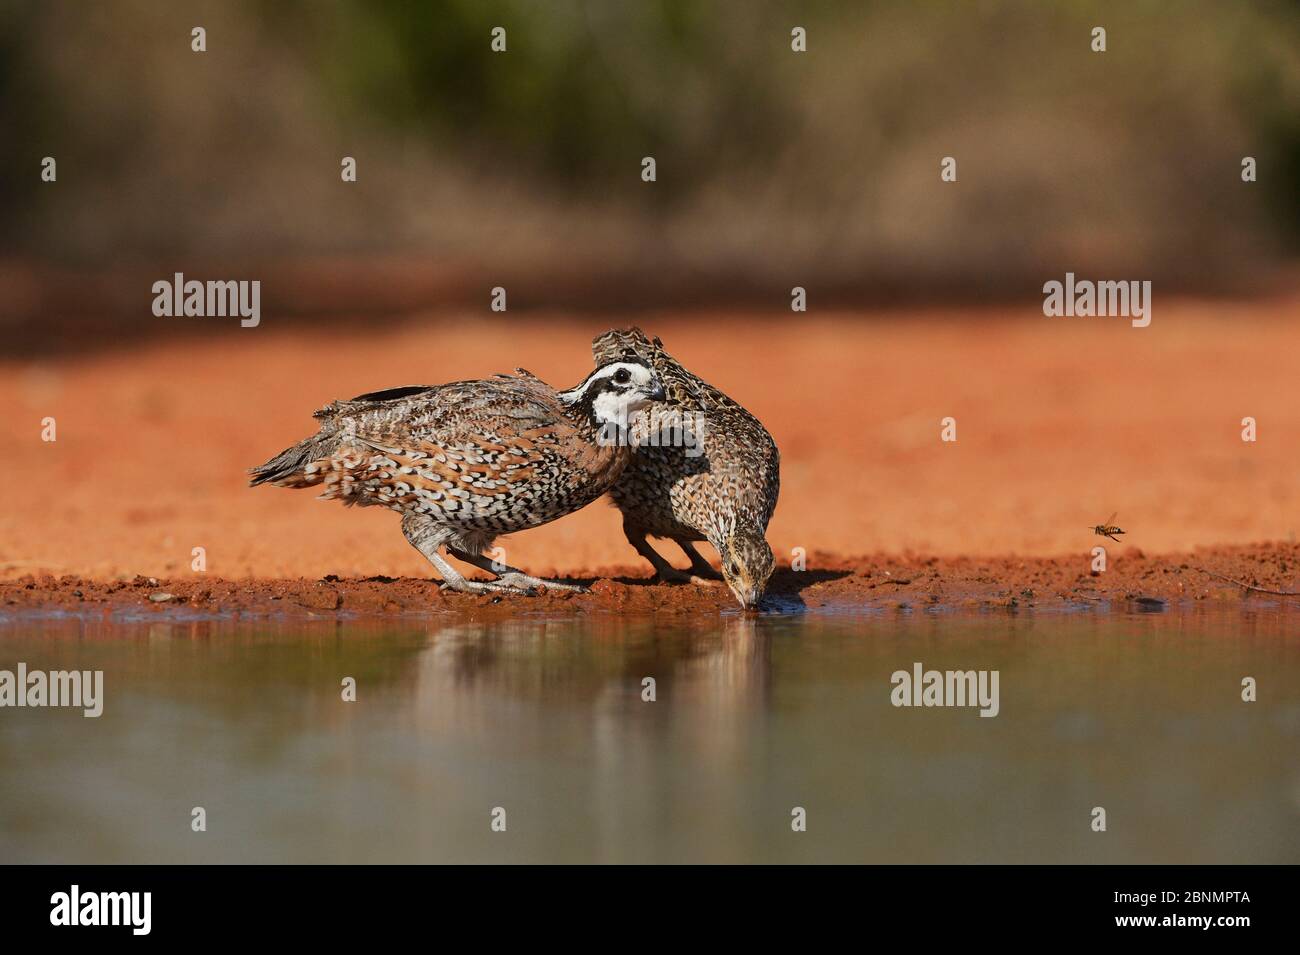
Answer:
[3,0,1299,342]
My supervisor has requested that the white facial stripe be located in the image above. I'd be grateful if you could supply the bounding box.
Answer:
[558,368,607,404]
[558,362,653,405]
[605,362,655,391]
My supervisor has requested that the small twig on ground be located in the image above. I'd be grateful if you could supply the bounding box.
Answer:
[1192,567,1300,597]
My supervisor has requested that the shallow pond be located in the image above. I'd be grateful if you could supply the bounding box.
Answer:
[1,608,1298,863]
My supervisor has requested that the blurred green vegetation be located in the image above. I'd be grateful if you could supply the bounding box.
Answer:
[305,0,792,206]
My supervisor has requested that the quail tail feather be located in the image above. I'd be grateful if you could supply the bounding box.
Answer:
[248,431,341,487]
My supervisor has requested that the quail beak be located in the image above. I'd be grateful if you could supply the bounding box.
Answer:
[726,578,762,611]
[645,377,666,402]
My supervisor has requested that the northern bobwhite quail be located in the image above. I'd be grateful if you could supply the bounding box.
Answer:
[591,328,780,608]
[250,360,664,594]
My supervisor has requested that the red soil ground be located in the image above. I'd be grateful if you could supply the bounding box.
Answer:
[2,544,1298,618]
[3,293,1299,612]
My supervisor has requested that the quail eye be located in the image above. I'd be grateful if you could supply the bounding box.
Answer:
[612,368,631,385]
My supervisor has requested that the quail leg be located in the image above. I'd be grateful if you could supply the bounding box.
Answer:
[621,520,697,584]
[401,513,522,595]
[449,547,588,594]
[427,550,524,595]
[677,541,723,583]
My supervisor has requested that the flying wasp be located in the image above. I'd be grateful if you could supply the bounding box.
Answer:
[1090,512,1125,543]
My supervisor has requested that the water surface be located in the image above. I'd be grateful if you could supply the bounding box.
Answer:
[1,608,1297,863]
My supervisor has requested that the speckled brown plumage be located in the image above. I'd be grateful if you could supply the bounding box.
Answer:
[592,328,780,607]
[250,361,663,594]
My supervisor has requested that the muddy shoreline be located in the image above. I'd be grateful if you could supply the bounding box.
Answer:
[3,544,1297,619]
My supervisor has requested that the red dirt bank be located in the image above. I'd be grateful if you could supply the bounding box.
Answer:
[3,544,1297,618]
